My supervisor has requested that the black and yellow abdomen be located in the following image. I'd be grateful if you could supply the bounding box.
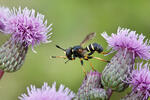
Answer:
[86,43,103,54]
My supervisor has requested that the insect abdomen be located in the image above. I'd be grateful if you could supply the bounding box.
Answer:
[86,43,103,53]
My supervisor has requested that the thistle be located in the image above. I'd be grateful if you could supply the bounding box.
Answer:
[101,27,150,92]
[121,63,150,100]
[0,6,9,31]
[76,70,112,100]
[18,82,75,100]
[0,20,5,31]
[0,7,52,73]
[0,6,10,77]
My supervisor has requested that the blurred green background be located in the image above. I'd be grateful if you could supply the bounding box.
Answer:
[0,0,150,100]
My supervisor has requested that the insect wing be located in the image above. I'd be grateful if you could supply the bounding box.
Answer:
[80,32,96,46]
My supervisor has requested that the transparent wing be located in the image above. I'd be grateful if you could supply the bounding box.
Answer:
[80,32,96,46]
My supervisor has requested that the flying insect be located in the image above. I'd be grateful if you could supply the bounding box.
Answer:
[51,32,109,74]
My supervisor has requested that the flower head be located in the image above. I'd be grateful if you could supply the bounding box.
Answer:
[127,63,150,100]
[0,6,10,31]
[0,20,5,31]
[5,7,52,52]
[19,82,75,100]
[80,70,102,90]
[76,70,112,99]
[102,27,150,60]
[0,6,9,21]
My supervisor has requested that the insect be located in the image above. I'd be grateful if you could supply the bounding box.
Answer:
[51,32,110,74]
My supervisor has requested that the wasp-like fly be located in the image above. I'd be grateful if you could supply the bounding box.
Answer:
[51,32,109,74]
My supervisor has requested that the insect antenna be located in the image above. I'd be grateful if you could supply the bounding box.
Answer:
[56,45,66,51]
[51,56,67,59]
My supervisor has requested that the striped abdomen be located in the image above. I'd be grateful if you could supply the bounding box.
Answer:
[86,43,103,53]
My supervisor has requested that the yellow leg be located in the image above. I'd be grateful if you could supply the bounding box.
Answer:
[83,56,96,71]
[81,65,86,76]
[101,52,109,54]
[92,56,110,63]
[84,55,88,60]
[72,58,75,60]
[88,60,96,71]
[80,58,86,75]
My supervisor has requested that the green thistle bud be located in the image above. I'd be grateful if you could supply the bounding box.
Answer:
[0,38,28,72]
[101,50,133,92]
[76,71,112,100]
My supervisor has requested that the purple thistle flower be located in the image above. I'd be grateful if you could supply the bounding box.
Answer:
[76,70,112,100]
[102,27,150,60]
[0,6,9,18]
[0,7,52,73]
[121,91,146,100]
[123,63,150,100]
[101,27,150,92]
[0,20,5,31]
[18,82,75,100]
[0,6,10,31]
[5,7,52,53]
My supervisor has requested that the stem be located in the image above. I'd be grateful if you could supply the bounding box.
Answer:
[107,89,113,100]
[0,70,4,79]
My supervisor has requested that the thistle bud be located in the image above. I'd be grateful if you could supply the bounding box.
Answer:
[76,70,112,100]
[0,39,28,72]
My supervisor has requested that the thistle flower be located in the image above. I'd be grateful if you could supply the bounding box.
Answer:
[0,6,10,31]
[0,20,5,31]
[0,6,9,20]
[122,63,150,100]
[101,27,150,92]
[0,7,52,73]
[102,27,150,60]
[5,7,52,52]
[18,82,75,100]
[76,70,112,100]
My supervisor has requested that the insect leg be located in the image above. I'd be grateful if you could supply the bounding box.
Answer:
[65,57,75,64]
[79,58,84,66]
[65,59,70,64]
[84,55,96,71]
[100,52,109,55]
[51,56,67,59]
[80,58,86,75]
[88,60,96,71]
[92,56,110,63]
[88,51,95,56]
